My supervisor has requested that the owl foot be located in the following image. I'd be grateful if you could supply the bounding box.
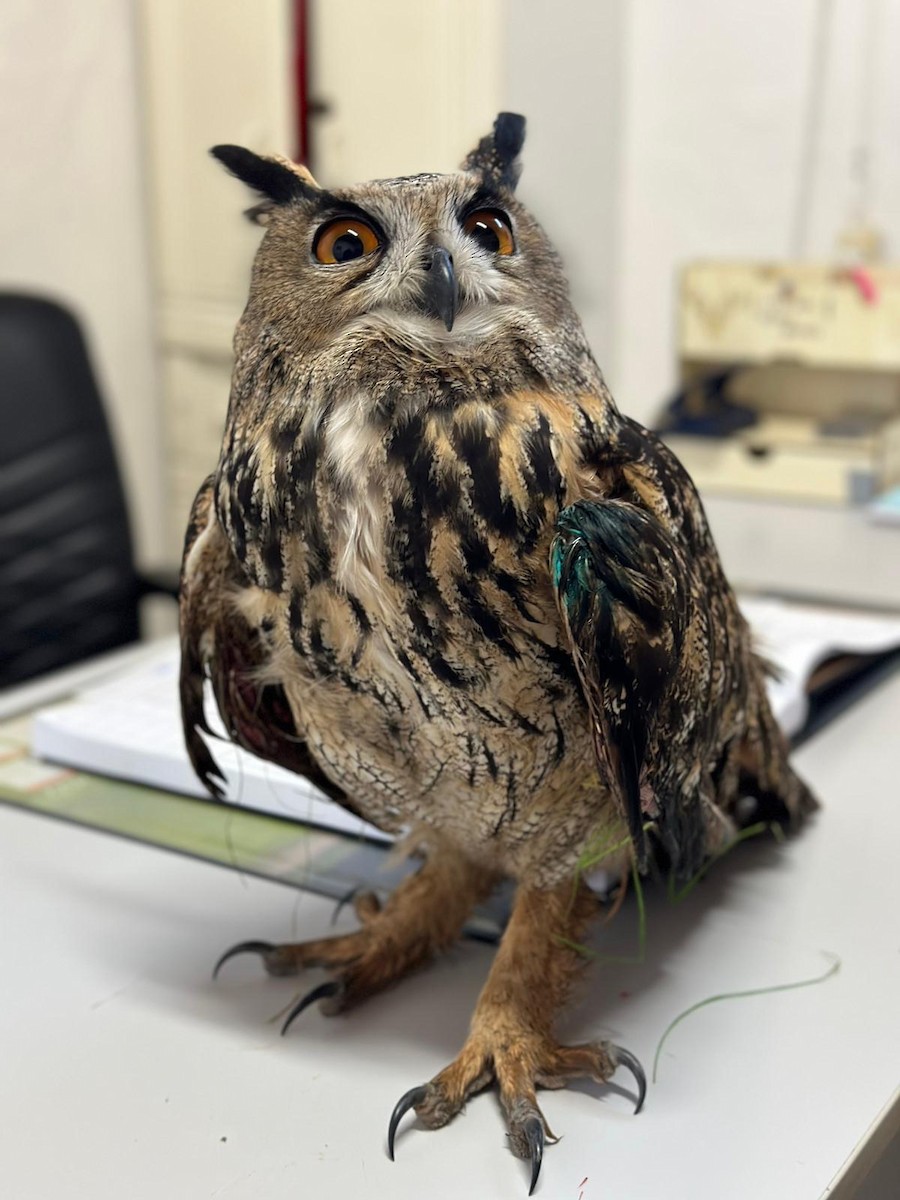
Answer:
[213,856,495,1018]
[212,890,404,1019]
[386,1032,645,1194]
[213,888,382,973]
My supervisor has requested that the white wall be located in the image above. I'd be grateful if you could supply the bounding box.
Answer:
[612,0,900,426]
[0,0,164,564]
[504,0,625,379]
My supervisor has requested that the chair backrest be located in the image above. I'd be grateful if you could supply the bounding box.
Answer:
[0,293,141,689]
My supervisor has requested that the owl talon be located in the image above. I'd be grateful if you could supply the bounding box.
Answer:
[611,1044,647,1114]
[330,885,360,926]
[386,1084,429,1160]
[523,1116,544,1195]
[280,980,344,1034]
[212,940,275,980]
[331,887,383,927]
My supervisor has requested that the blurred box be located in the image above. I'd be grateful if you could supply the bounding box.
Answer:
[663,261,900,505]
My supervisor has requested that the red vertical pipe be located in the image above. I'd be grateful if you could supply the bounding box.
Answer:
[293,0,309,164]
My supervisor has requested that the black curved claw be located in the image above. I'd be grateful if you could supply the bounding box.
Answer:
[386,1084,428,1161]
[330,885,360,927]
[280,980,343,1036]
[612,1044,647,1114]
[524,1116,544,1196]
[212,940,274,980]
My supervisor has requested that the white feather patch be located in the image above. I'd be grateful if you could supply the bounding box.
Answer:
[322,394,391,620]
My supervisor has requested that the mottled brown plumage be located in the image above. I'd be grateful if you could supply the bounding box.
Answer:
[180,114,816,1191]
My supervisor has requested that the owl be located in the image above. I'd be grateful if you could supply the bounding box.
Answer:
[179,113,816,1194]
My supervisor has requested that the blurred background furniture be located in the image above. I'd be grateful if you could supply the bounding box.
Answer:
[659,262,900,506]
[0,293,178,690]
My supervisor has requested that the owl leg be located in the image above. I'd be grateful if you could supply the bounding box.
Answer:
[387,878,644,1194]
[214,851,496,1024]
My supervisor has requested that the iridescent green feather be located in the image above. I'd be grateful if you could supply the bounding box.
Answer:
[551,500,689,871]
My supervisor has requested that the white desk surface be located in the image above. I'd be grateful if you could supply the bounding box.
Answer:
[2,669,899,1200]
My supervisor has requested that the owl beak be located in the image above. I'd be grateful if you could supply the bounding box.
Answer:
[420,247,459,331]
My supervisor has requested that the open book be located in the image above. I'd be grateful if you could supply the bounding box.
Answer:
[739,596,900,738]
[30,597,900,839]
[30,641,389,843]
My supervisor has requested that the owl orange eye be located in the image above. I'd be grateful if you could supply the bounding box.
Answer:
[313,217,381,264]
[462,208,515,255]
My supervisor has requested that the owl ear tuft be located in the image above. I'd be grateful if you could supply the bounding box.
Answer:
[210,145,320,207]
[462,112,526,190]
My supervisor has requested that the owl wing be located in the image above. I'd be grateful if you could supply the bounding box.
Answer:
[549,409,734,878]
[179,476,346,807]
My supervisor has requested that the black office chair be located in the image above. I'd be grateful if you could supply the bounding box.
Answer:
[0,292,177,690]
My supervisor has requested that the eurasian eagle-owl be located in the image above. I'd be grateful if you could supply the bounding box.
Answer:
[180,113,815,1193]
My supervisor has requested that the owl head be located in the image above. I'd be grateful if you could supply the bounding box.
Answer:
[213,114,585,372]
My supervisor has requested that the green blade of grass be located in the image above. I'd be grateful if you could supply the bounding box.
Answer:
[652,951,841,1083]
[558,865,649,966]
[669,821,779,904]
